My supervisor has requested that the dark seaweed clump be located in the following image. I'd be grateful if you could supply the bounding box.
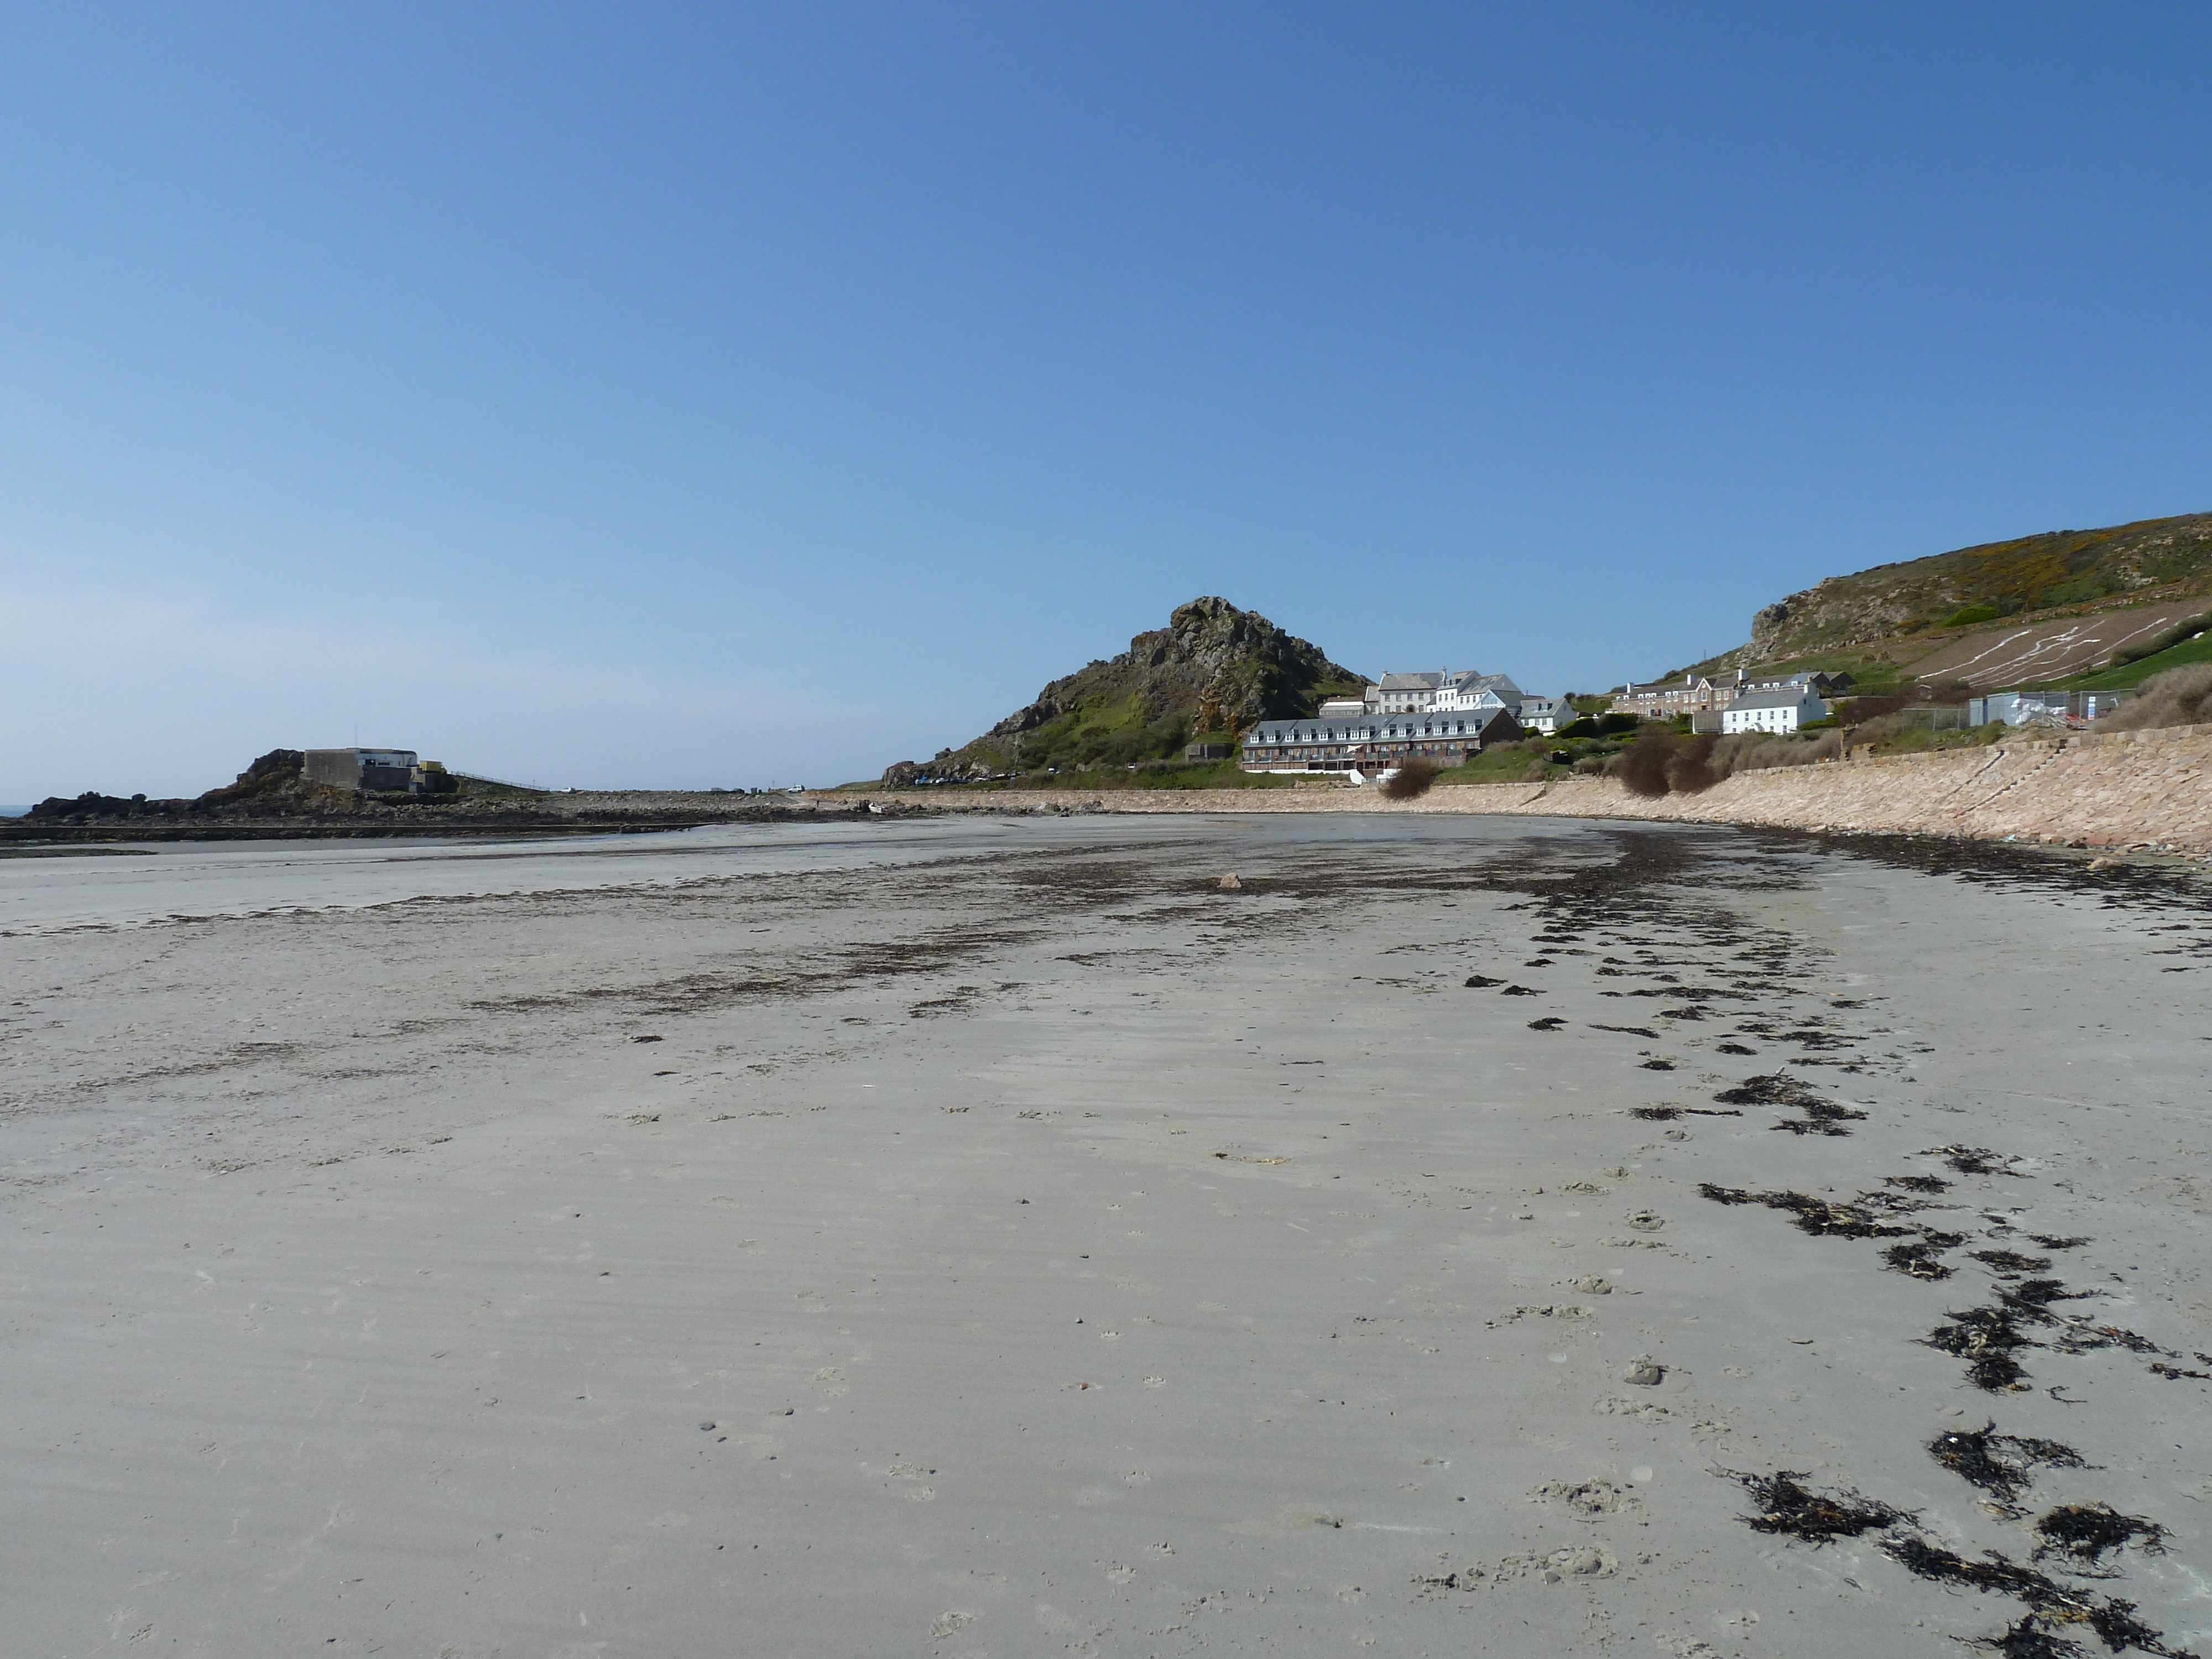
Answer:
[1926,1280,2090,1391]
[1976,1249,2057,1275]
[1710,1073,1821,1105]
[1927,1145,2031,1177]
[1712,1072,1867,1135]
[1886,1173,1952,1194]
[1715,1041,1757,1055]
[1590,1024,1661,1037]
[1772,1026,1853,1049]
[1699,1182,1912,1240]
[1965,1618,2095,1658]
[1464,974,1505,988]
[1527,1016,1566,1031]
[1928,1421,2086,1506]
[1727,1470,1912,1543]
[1716,1462,2190,1657]
[1880,1538,2192,1657]
[1926,1307,2041,1390]
[2053,1323,2164,1358]
[2034,1504,2166,1571]
[1640,1058,1676,1070]
[2030,1235,2093,1251]
[1884,1237,1960,1280]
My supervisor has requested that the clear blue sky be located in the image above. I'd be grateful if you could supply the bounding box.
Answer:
[6,3,2209,796]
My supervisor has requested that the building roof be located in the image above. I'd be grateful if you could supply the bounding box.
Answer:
[1244,707,1516,743]
[1728,687,1819,712]
[1376,671,1446,690]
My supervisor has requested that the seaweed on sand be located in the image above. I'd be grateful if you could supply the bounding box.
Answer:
[2034,1505,2166,1572]
[1925,1279,2096,1390]
[1925,1307,2042,1390]
[1712,1072,1868,1135]
[1965,1618,2095,1658]
[2054,1324,2161,1355]
[1886,1173,1953,1194]
[1880,1538,2194,1657]
[1927,1145,2032,1177]
[1699,1182,1915,1240]
[1928,1421,2086,1506]
[1884,1237,1960,1280]
[1976,1249,2058,1275]
[1724,1470,1912,1543]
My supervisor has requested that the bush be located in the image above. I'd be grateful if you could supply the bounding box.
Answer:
[1942,604,2005,629]
[1610,729,1675,797]
[1379,759,1438,800]
[1665,732,1719,794]
[1709,729,1843,776]
[2091,663,2212,731]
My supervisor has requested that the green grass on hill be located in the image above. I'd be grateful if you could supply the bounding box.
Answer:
[1432,745,1557,784]
[1667,645,1916,692]
[2054,625,2212,690]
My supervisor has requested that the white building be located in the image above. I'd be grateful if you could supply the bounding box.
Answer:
[1373,672,1446,712]
[1433,672,1521,714]
[1720,686,1828,735]
[1514,696,1575,734]
[1364,669,1522,714]
[1240,706,1521,773]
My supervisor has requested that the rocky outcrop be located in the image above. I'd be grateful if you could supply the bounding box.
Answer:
[28,749,316,823]
[943,597,1363,772]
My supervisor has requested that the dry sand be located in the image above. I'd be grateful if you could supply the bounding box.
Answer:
[2,816,2208,1657]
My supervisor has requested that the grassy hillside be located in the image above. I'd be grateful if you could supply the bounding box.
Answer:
[2055,618,2212,690]
[1663,513,2212,692]
[1745,513,2212,662]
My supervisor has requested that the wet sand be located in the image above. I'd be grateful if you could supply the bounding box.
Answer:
[2,816,2207,1657]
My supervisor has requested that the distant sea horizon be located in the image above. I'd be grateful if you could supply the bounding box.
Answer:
[0,806,32,817]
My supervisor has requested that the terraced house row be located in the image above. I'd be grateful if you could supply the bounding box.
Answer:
[1240,667,1554,773]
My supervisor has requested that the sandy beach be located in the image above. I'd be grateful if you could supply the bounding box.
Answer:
[3,815,2208,1657]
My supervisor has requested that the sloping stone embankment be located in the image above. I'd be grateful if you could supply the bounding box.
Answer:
[832,721,2212,856]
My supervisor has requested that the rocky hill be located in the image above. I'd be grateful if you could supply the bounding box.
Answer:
[914,597,1363,779]
[1673,512,2212,688]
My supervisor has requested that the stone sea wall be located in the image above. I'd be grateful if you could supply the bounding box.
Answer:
[832,721,2212,856]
